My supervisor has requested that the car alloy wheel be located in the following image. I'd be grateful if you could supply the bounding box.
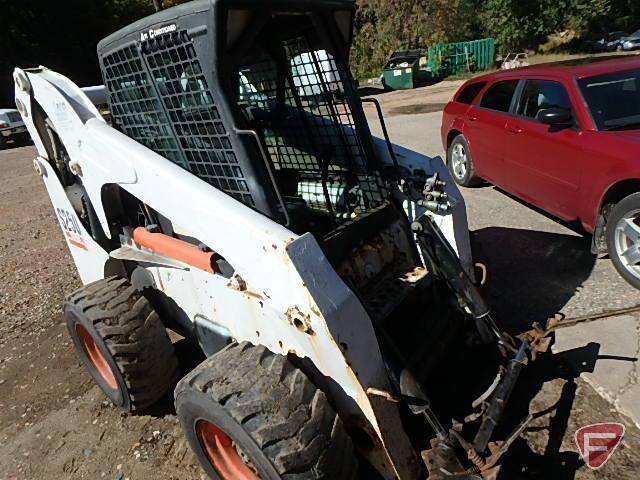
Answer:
[613,208,640,281]
[451,142,468,181]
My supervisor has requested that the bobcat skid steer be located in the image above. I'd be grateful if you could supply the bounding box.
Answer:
[14,1,549,478]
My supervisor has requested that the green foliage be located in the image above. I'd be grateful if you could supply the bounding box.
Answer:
[351,0,482,79]
[0,0,157,105]
[1,0,639,104]
[480,0,614,51]
[350,0,640,79]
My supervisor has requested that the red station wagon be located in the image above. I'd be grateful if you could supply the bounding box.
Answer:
[441,56,640,289]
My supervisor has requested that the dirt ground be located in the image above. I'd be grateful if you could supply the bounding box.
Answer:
[0,146,202,480]
[0,79,639,479]
[362,79,468,117]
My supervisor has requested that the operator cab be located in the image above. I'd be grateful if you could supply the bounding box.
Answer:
[98,0,421,294]
[228,10,389,238]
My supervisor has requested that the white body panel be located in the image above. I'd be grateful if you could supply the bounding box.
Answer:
[36,158,110,284]
[16,67,474,479]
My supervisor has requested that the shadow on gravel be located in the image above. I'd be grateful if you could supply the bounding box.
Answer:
[496,343,601,479]
[429,225,639,479]
[0,139,33,150]
[145,338,206,418]
[357,76,442,98]
[387,103,448,115]
[472,226,596,334]
[426,334,601,479]
[454,226,605,478]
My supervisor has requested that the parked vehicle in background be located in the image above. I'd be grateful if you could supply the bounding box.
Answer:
[582,31,628,52]
[621,30,640,51]
[441,56,640,289]
[0,108,29,148]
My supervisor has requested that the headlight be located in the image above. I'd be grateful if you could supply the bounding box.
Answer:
[624,41,633,48]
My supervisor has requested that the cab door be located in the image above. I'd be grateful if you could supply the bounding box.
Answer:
[503,78,584,220]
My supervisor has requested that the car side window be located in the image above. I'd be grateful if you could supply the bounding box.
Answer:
[456,81,487,104]
[517,80,573,120]
[479,80,519,112]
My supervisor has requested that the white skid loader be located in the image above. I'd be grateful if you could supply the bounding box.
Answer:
[14,1,551,478]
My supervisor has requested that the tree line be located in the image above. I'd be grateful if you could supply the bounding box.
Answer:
[1,0,639,105]
[0,0,183,106]
[351,0,640,78]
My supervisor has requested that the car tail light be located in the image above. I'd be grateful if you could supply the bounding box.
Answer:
[0,121,8,129]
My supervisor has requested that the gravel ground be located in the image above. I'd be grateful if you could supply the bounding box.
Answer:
[0,146,202,479]
[0,87,639,479]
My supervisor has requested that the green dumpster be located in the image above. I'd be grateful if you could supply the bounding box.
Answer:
[382,50,422,90]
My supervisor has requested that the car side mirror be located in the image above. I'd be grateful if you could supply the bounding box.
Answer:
[537,108,573,125]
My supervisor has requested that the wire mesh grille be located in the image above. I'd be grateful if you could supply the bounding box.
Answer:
[102,44,182,164]
[238,35,387,222]
[101,32,254,207]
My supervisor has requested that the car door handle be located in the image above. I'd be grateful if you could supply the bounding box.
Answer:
[468,116,478,122]
[508,126,523,134]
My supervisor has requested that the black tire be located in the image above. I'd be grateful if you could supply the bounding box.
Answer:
[175,342,357,480]
[447,134,482,187]
[65,276,179,412]
[0,136,6,149]
[606,193,640,289]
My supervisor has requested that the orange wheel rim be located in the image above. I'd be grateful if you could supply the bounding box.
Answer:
[76,324,118,390]
[196,420,260,480]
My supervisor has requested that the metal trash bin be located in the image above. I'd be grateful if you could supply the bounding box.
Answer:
[382,50,422,90]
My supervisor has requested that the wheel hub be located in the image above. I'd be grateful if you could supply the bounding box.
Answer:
[614,209,640,281]
[451,143,468,180]
[196,420,260,480]
[76,324,118,390]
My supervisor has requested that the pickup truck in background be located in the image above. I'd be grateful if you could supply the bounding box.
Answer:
[0,108,30,148]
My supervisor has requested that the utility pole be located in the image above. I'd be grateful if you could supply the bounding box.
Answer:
[153,0,163,11]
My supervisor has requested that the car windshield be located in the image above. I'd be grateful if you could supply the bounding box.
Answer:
[578,68,640,131]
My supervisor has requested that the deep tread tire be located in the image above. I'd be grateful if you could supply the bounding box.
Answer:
[65,276,179,412]
[447,134,482,187]
[175,342,357,480]
[606,193,640,289]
